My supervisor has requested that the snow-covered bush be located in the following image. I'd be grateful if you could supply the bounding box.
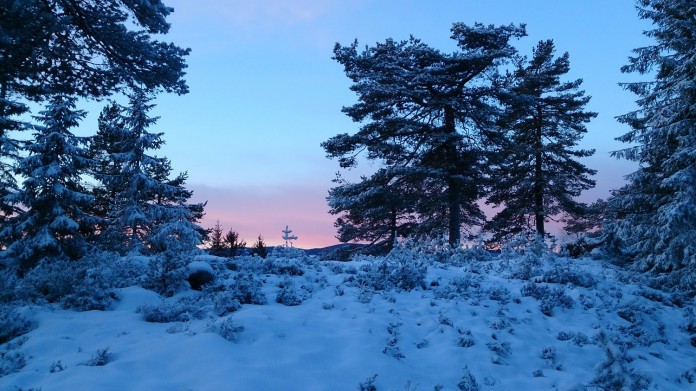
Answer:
[520,283,574,316]
[81,347,111,366]
[0,306,34,344]
[142,252,189,297]
[18,256,119,310]
[262,257,305,276]
[539,260,596,288]
[590,333,650,390]
[137,296,207,323]
[207,287,242,316]
[0,336,27,377]
[457,366,480,391]
[275,279,304,306]
[217,317,244,342]
[350,247,428,293]
[229,273,266,305]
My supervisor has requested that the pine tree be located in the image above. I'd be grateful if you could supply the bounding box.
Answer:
[608,0,696,273]
[327,170,420,253]
[224,229,246,258]
[323,23,525,246]
[0,96,96,269]
[486,40,597,244]
[208,220,225,255]
[0,0,189,103]
[252,235,267,259]
[99,90,204,255]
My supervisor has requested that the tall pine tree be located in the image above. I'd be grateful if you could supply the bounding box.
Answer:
[0,96,96,269]
[323,23,526,246]
[486,40,597,244]
[608,0,696,274]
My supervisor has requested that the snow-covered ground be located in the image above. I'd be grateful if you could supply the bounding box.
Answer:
[1,245,695,390]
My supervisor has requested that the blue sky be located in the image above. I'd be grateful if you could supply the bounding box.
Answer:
[121,0,652,247]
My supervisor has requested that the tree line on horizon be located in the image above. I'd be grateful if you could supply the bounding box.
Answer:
[0,0,693,292]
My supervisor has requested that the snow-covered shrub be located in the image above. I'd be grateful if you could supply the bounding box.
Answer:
[269,246,307,261]
[0,336,27,377]
[539,261,596,288]
[0,305,34,344]
[487,286,511,304]
[81,347,111,366]
[590,334,650,390]
[486,340,511,361]
[432,275,482,300]
[262,257,305,276]
[449,242,493,266]
[357,374,378,391]
[520,283,574,316]
[230,273,267,305]
[137,296,207,323]
[209,289,242,316]
[217,317,244,342]
[351,251,427,293]
[50,360,67,373]
[275,279,304,306]
[457,366,480,391]
[142,252,189,297]
[18,256,119,310]
[456,329,475,348]
[0,269,22,303]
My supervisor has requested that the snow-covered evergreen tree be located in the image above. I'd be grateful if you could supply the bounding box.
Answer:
[327,170,420,253]
[0,95,95,269]
[0,96,26,234]
[89,102,128,229]
[323,23,525,246]
[486,40,597,244]
[99,90,204,255]
[608,0,696,273]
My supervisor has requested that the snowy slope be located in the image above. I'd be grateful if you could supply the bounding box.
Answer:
[1,247,695,390]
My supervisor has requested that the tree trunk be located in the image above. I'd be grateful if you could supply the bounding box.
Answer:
[444,107,461,247]
[534,105,545,237]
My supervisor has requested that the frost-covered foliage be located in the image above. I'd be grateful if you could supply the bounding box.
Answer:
[137,295,207,323]
[216,317,244,342]
[0,306,34,345]
[97,90,204,256]
[346,245,427,294]
[590,333,650,390]
[142,251,191,297]
[0,336,27,378]
[608,0,696,276]
[14,256,119,311]
[1,96,96,270]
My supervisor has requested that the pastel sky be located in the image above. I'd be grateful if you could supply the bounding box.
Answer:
[93,0,653,248]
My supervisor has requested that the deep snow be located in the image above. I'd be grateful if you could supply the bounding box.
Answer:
[1,247,695,390]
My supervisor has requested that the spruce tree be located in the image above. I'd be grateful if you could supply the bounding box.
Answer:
[99,90,203,255]
[486,40,597,244]
[323,23,525,246]
[0,96,95,269]
[608,0,696,273]
[252,235,267,259]
[208,220,225,255]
